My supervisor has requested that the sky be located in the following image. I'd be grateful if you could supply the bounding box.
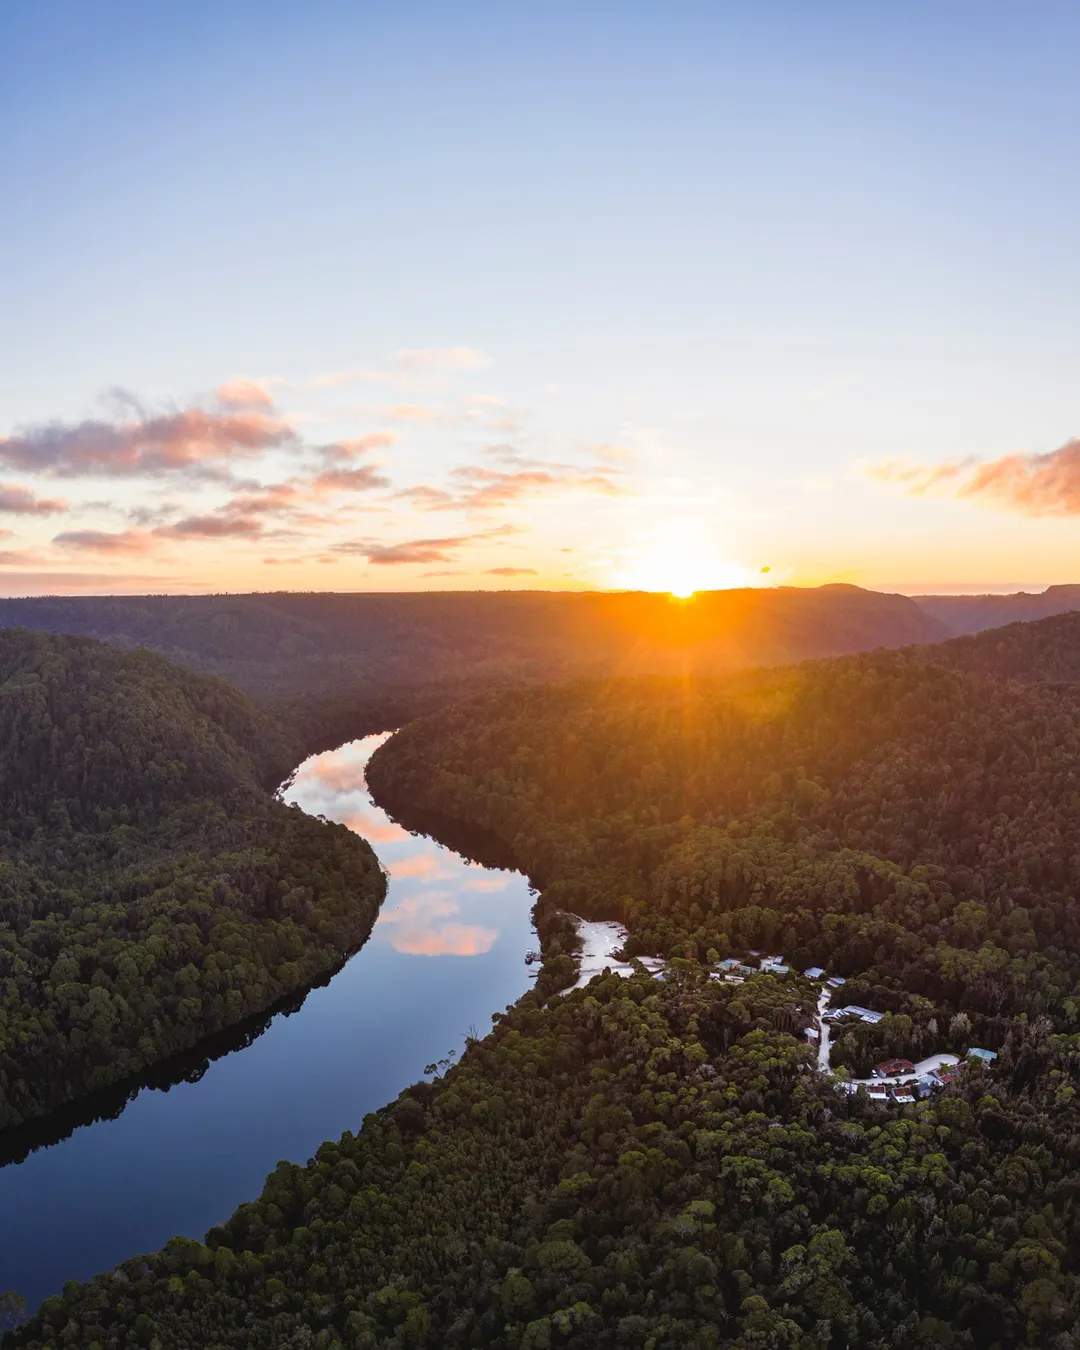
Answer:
[2,1,1079,597]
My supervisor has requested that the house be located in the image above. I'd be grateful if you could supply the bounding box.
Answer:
[716,958,743,971]
[804,966,826,979]
[872,1058,915,1079]
[934,1064,960,1085]
[826,976,847,989]
[916,1075,942,1096]
[834,1005,884,1025]
[968,1047,998,1063]
[893,1087,916,1105]
[759,955,789,973]
[867,1083,890,1101]
[805,1026,820,1042]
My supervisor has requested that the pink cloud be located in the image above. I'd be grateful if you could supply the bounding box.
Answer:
[155,514,264,539]
[216,378,275,410]
[0,484,68,515]
[376,893,498,957]
[53,529,154,554]
[0,408,294,478]
[485,566,537,576]
[870,440,1080,516]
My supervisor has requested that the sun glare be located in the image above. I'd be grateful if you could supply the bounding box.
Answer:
[611,530,752,598]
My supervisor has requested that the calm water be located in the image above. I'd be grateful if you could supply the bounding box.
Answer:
[0,734,536,1310]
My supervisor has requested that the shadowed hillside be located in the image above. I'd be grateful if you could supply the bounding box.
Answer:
[0,586,947,719]
[0,629,385,1130]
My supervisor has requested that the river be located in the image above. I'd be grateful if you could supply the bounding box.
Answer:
[0,734,537,1312]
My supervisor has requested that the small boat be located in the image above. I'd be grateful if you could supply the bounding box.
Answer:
[524,949,542,965]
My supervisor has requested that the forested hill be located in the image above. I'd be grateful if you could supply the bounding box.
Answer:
[915,584,1080,637]
[0,587,946,732]
[0,629,385,1130]
[18,616,1080,1347]
[366,623,1080,1019]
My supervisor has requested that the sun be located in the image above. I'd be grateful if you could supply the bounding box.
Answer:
[611,531,751,597]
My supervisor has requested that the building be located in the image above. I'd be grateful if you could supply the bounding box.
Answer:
[934,1064,960,1086]
[827,1004,884,1025]
[804,966,825,979]
[826,976,847,989]
[893,1087,916,1105]
[968,1047,998,1063]
[872,1058,915,1079]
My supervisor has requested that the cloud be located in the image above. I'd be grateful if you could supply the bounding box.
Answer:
[300,348,490,391]
[870,439,1080,516]
[0,408,295,478]
[216,377,275,410]
[396,485,456,508]
[53,529,154,554]
[376,893,498,957]
[485,566,537,576]
[392,347,491,373]
[0,483,68,515]
[381,404,450,424]
[155,513,264,539]
[447,462,629,511]
[320,434,397,461]
[0,551,41,567]
[359,535,475,565]
[313,464,391,492]
[334,524,518,566]
[0,571,187,594]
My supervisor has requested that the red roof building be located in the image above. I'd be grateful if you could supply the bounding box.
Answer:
[872,1058,915,1078]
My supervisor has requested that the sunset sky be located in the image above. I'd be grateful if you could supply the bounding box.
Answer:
[3,2,1079,596]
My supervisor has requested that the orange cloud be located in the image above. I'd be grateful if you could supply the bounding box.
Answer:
[0,484,68,515]
[377,894,498,956]
[389,852,449,880]
[870,439,1080,516]
[53,528,155,554]
[391,923,499,957]
[216,377,275,410]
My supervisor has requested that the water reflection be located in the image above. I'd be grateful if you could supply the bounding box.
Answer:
[0,734,536,1312]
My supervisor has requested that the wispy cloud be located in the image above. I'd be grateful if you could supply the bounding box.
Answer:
[216,377,276,410]
[398,445,631,515]
[869,438,1080,516]
[53,529,154,554]
[333,524,518,566]
[155,514,265,539]
[0,408,295,478]
[485,566,537,576]
[299,347,491,392]
[0,484,68,514]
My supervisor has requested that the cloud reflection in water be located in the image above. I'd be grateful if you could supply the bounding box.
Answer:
[284,735,507,958]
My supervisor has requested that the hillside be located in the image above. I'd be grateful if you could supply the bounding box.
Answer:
[17,614,1080,1347]
[0,588,947,739]
[0,630,385,1130]
[914,584,1080,636]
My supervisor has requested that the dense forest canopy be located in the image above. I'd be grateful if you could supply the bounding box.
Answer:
[0,629,385,1130]
[368,616,1080,1034]
[12,613,1080,1347]
[0,588,949,738]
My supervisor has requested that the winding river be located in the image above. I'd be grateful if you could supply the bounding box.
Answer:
[0,734,537,1311]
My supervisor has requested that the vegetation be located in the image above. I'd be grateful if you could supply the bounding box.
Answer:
[0,587,947,743]
[14,613,1080,1345]
[10,967,1080,1348]
[0,629,384,1129]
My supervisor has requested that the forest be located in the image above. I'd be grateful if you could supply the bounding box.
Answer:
[9,613,1080,1345]
[0,587,947,734]
[0,629,385,1129]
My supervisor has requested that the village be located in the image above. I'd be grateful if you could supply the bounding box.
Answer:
[715,953,997,1106]
[560,925,997,1106]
